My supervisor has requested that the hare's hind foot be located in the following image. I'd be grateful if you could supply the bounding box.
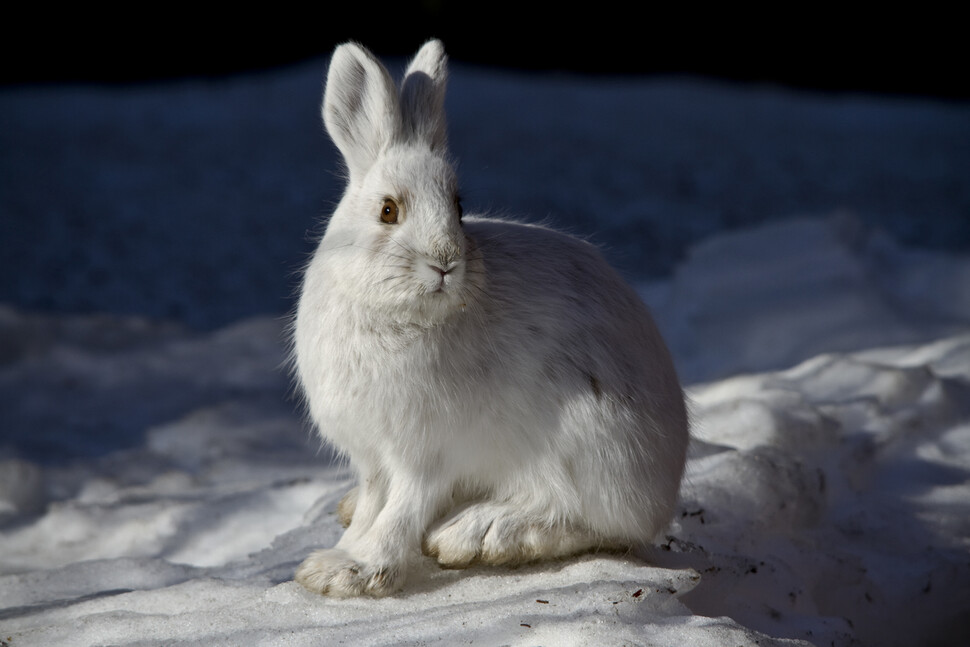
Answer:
[423,501,611,568]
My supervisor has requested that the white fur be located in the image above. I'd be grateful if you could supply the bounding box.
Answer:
[293,40,689,597]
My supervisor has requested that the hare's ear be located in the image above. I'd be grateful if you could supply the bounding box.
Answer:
[400,39,449,151]
[323,42,401,183]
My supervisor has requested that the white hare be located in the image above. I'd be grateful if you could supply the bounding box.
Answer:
[293,39,689,597]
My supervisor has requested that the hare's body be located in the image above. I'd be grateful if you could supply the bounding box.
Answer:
[294,41,688,597]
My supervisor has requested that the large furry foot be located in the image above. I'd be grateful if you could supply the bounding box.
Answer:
[423,503,605,568]
[295,548,402,597]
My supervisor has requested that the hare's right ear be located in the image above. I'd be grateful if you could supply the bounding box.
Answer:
[400,39,448,151]
[322,43,401,183]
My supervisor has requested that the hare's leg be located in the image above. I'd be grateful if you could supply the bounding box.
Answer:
[296,471,447,597]
[336,486,359,528]
[424,501,613,568]
[337,469,384,537]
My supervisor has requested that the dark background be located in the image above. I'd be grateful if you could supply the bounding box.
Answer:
[3,4,966,99]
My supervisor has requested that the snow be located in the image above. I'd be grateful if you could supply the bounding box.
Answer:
[2,55,970,646]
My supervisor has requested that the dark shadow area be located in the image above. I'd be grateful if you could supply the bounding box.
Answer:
[0,311,305,464]
[3,4,966,99]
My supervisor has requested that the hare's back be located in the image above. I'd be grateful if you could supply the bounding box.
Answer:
[464,217,672,379]
[465,216,651,325]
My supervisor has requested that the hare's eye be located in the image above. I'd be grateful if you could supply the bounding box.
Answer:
[380,198,400,224]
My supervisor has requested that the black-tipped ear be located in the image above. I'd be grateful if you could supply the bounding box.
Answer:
[401,39,449,151]
[322,42,401,183]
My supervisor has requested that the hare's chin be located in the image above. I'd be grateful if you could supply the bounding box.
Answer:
[410,289,469,322]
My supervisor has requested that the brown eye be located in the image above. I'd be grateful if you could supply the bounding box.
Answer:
[380,198,399,224]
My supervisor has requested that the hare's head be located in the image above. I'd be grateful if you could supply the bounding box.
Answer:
[319,40,481,325]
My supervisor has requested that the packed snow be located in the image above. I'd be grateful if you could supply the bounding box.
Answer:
[2,53,969,646]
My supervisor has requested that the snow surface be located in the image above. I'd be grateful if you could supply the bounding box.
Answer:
[2,56,970,646]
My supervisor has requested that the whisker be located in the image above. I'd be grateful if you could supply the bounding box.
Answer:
[386,236,421,259]
[323,241,413,264]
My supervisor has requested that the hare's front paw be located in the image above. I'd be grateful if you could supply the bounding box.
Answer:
[295,548,402,597]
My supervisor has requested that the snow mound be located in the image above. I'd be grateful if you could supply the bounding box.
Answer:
[644,214,970,382]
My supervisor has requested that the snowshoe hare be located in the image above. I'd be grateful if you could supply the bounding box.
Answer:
[293,39,689,597]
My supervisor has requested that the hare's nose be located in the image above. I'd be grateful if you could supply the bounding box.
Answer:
[429,260,457,276]
[431,240,462,267]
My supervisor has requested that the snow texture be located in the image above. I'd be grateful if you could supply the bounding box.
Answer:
[2,55,969,646]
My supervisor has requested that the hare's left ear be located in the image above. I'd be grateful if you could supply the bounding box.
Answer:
[400,39,449,151]
[323,42,401,184]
